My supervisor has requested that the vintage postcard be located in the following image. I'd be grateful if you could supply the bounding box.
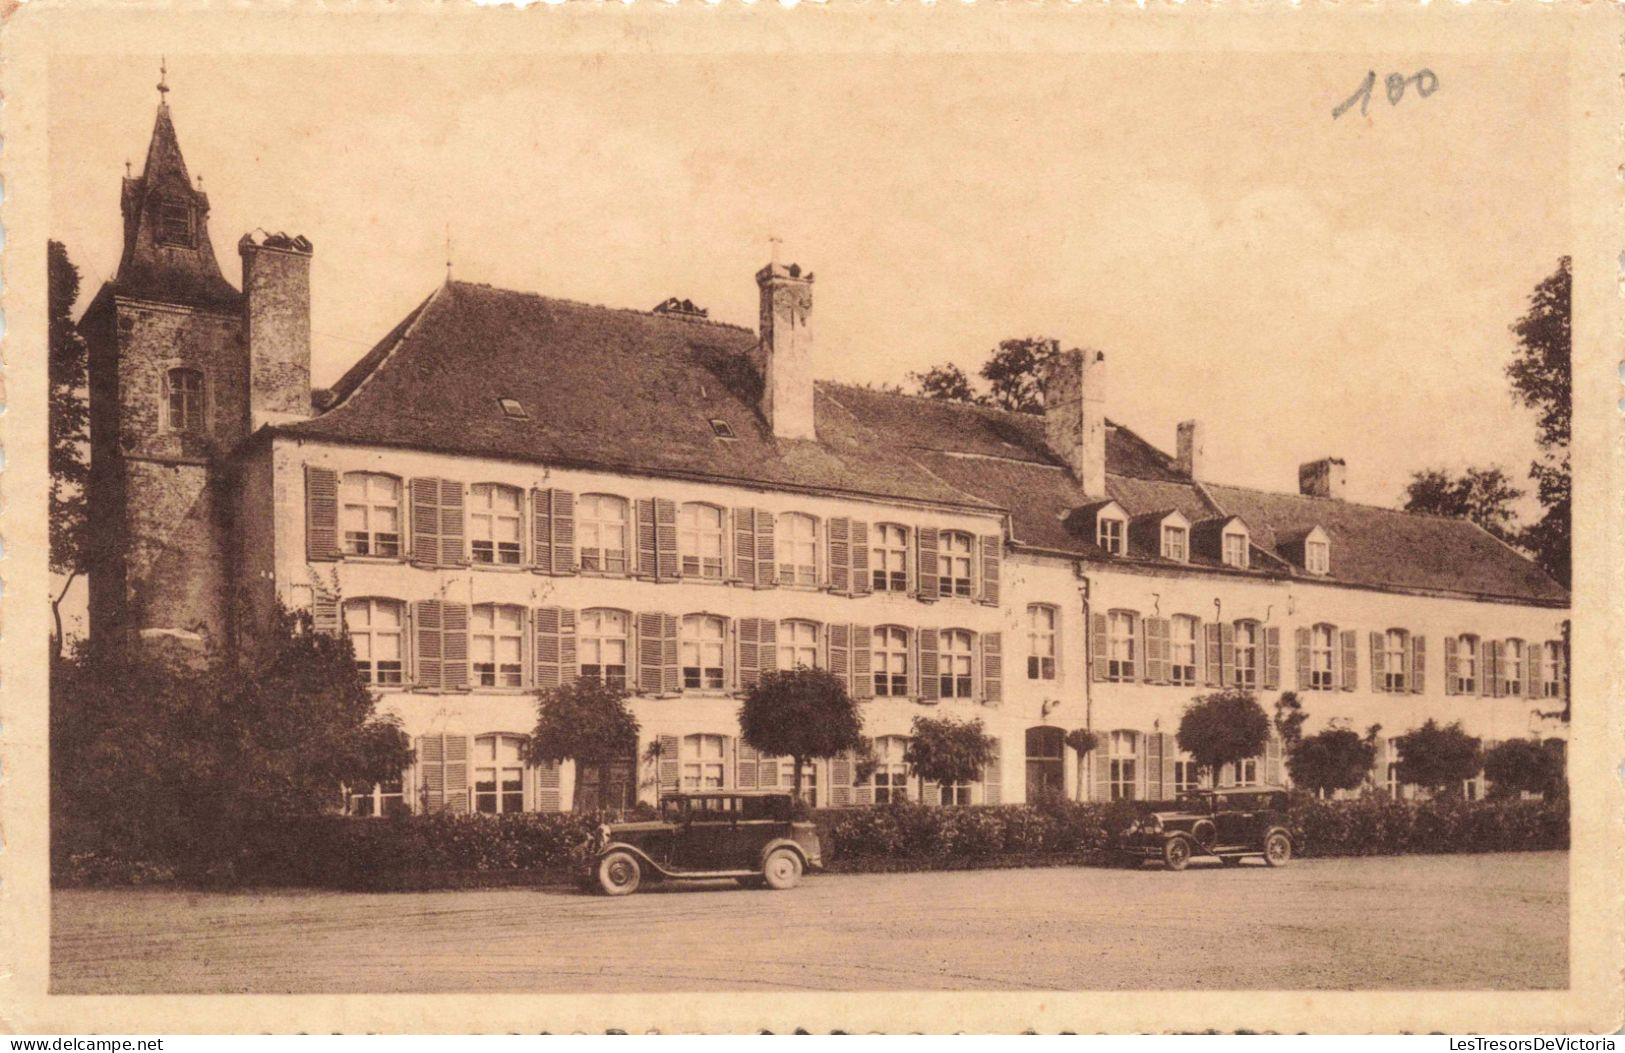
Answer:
[0,0,1620,1036]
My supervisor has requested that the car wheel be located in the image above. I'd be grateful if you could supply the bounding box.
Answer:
[1263,832,1292,867]
[762,848,804,890]
[1161,836,1193,872]
[597,850,642,896]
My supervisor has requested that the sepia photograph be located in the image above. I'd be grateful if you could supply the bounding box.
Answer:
[2,1,1620,1037]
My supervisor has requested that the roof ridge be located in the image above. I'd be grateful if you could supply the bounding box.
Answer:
[1204,478,1477,522]
[447,278,756,335]
[324,284,446,412]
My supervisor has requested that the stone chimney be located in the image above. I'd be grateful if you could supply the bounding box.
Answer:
[756,262,816,441]
[1299,457,1348,499]
[240,231,314,430]
[1042,348,1107,498]
[1177,420,1207,481]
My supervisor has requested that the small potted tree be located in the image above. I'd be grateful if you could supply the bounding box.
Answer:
[1064,728,1099,802]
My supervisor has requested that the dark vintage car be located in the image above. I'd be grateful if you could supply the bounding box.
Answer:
[589,791,823,895]
[1119,788,1294,871]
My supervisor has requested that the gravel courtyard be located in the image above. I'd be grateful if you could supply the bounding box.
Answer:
[51,851,1567,993]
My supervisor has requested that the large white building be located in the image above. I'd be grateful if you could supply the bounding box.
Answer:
[84,95,1571,817]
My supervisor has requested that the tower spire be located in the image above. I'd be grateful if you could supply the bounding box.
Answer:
[157,57,169,103]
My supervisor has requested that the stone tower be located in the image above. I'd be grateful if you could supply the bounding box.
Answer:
[80,78,315,650]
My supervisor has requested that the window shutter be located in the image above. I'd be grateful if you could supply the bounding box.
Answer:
[1092,746,1111,802]
[443,733,470,813]
[636,499,657,577]
[758,750,780,787]
[733,507,758,586]
[850,521,871,596]
[1135,734,1149,800]
[661,614,681,695]
[304,465,340,561]
[1490,641,1505,697]
[737,742,761,789]
[534,606,577,690]
[531,489,554,574]
[1159,732,1176,800]
[1205,622,1224,687]
[918,627,939,701]
[654,499,678,580]
[1339,629,1358,691]
[1193,619,1207,685]
[1263,626,1282,690]
[1524,644,1540,699]
[828,623,851,687]
[1556,640,1568,702]
[1369,631,1386,693]
[979,535,1001,605]
[657,734,680,797]
[417,734,445,812]
[1294,627,1311,690]
[759,619,778,676]
[827,517,852,594]
[831,754,855,807]
[1480,639,1496,697]
[438,479,466,566]
[851,624,873,700]
[1133,616,1147,683]
[1145,617,1170,684]
[535,761,562,813]
[441,602,470,691]
[1411,634,1426,695]
[921,779,940,807]
[550,490,575,575]
[981,738,1002,804]
[638,612,665,694]
[1220,622,1238,687]
[1146,732,1164,800]
[415,600,443,690]
[754,510,777,587]
[1444,635,1459,695]
[1266,733,1283,787]
[981,631,1002,704]
[1090,612,1109,682]
[855,737,875,805]
[410,478,442,567]
[916,528,940,601]
[312,588,341,637]
[738,617,762,690]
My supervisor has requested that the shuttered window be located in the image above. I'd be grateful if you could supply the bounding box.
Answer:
[534,606,578,690]
[1106,611,1138,682]
[1382,629,1409,692]
[578,609,629,689]
[938,532,974,598]
[473,734,527,813]
[1309,624,1335,689]
[1169,615,1199,686]
[776,512,819,586]
[1026,605,1057,680]
[340,472,402,557]
[1233,620,1261,688]
[731,507,776,587]
[871,524,910,593]
[979,536,1001,605]
[680,734,727,791]
[1541,641,1563,698]
[1504,639,1526,696]
[1173,755,1202,794]
[416,733,470,813]
[939,629,975,699]
[681,614,727,691]
[469,484,523,565]
[679,503,726,579]
[778,619,821,670]
[869,735,911,803]
[471,604,525,688]
[344,598,405,685]
[413,600,471,691]
[1108,730,1140,801]
[637,612,680,695]
[577,494,629,573]
[411,478,467,567]
[305,466,341,561]
[872,626,911,696]
[347,779,408,818]
[1448,634,1479,694]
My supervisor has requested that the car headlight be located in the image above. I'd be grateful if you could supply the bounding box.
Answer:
[595,823,611,849]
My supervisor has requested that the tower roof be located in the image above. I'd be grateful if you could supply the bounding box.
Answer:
[113,94,240,310]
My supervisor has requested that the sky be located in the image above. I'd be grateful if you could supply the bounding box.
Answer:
[49,51,1568,512]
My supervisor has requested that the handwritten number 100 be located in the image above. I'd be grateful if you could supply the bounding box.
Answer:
[1333,69,1439,119]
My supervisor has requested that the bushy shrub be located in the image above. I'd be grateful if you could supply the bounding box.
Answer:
[1285,793,1566,857]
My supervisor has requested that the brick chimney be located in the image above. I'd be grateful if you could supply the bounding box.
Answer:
[1042,348,1107,498]
[1177,420,1206,481]
[240,231,314,430]
[1299,457,1347,499]
[756,262,816,441]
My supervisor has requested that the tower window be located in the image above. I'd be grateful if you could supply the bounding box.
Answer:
[157,198,195,247]
[164,368,205,433]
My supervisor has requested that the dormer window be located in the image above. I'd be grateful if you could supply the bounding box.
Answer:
[1162,525,1188,562]
[1305,538,1330,575]
[1097,516,1125,555]
[1222,529,1249,569]
[157,197,195,247]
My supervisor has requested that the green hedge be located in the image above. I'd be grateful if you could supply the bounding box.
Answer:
[53,794,1568,890]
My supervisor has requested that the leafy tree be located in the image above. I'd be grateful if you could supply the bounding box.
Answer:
[51,605,413,877]
[1272,692,1308,751]
[1394,719,1482,797]
[1483,738,1565,800]
[979,337,1058,414]
[49,240,91,655]
[1402,466,1525,546]
[1286,726,1378,797]
[909,363,980,405]
[904,715,997,804]
[1064,727,1099,800]
[524,677,640,812]
[738,668,865,804]
[1175,690,1270,785]
[1506,256,1571,587]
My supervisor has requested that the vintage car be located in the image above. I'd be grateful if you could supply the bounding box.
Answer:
[1118,787,1295,871]
[589,791,823,895]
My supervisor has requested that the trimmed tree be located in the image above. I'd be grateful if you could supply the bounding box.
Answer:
[738,668,865,805]
[1483,738,1565,800]
[904,715,998,805]
[1394,719,1482,797]
[1273,691,1308,751]
[1176,689,1271,786]
[1064,727,1099,801]
[1287,726,1378,798]
[524,677,641,812]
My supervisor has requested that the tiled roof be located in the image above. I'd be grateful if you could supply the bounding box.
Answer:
[280,279,1568,607]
